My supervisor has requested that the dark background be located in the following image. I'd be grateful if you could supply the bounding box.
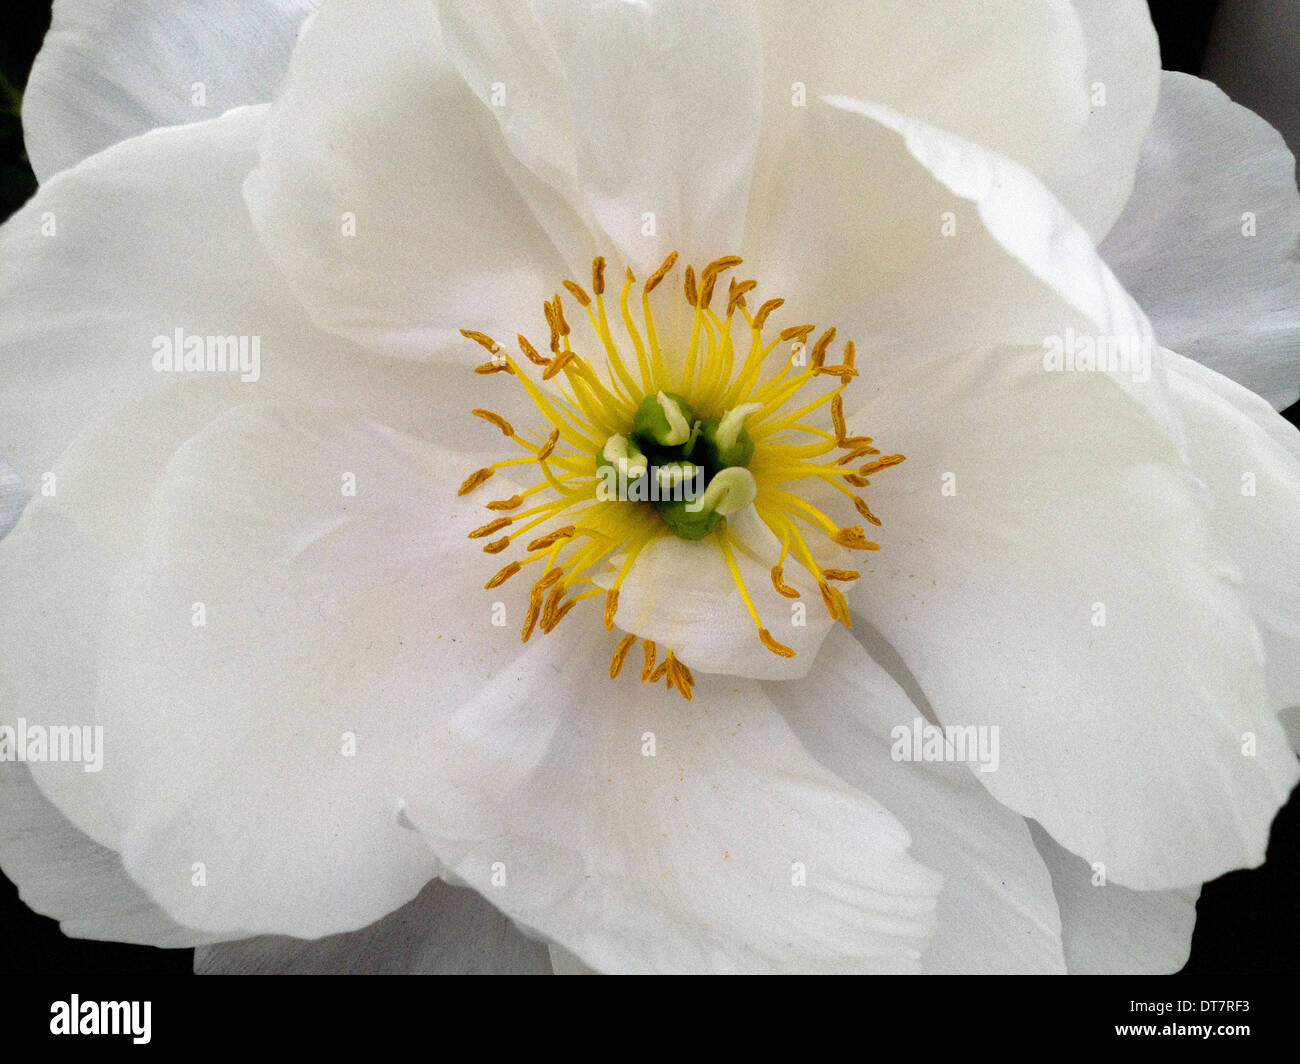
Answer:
[0,0,1297,975]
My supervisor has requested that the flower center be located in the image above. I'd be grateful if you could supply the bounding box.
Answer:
[457,253,904,699]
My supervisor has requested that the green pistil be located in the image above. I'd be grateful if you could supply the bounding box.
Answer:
[695,466,758,516]
[600,398,762,540]
[654,461,699,492]
[599,433,648,480]
[657,467,757,540]
[633,391,695,447]
[698,401,760,468]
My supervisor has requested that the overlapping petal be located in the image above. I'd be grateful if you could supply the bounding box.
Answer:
[243,0,572,361]
[1102,73,1300,410]
[194,878,551,974]
[0,384,543,938]
[1041,0,1162,240]
[23,0,317,180]
[391,623,942,973]
[756,0,1091,180]
[0,761,225,947]
[767,628,1066,974]
[844,346,1299,890]
[1028,821,1198,974]
[742,94,1164,413]
[1162,350,1300,714]
[755,0,1163,243]
[436,0,763,275]
[0,104,492,492]
[604,508,837,682]
[78,404,537,937]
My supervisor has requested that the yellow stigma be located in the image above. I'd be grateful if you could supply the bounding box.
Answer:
[459,253,904,700]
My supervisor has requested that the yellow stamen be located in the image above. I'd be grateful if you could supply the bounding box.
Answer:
[759,629,796,658]
[458,252,906,694]
[610,633,637,678]
[472,409,515,437]
[521,595,542,642]
[854,498,882,527]
[518,334,551,367]
[537,427,561,461]
[818,580,852,626]
[859,454,906,477]
[831,526,881,551]
[545,597,578,632]
[752,298,784,331]
[526,526,575,551]
[645,250,678,293]
[822,569,861,582]
[485,561,521,589]
[727,278,756,316]
[563,279,591,307]
[542,350,574,380]
[770,565,801,599]
[458,467,495,496]
[469,517,512,539]
[640,639,657,682]
[461,329,504,356]
[830,394,847,445]
[698,255,743,309]
[665,651,695,700]
[536,567,564,591]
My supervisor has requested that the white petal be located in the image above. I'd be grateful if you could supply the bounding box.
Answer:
[767,628,1065,974]
[430,0,575,207]
[1,105,487,491]
[0,87,555,908]
[0,761,225,947]
[756,0,1090,180]
[1163,350,1300,714]
[437,0,763,273]
[24,0,316,180]
[1039,0,1162,240]
[0,459,26,539]
[1,396,536,939]
[244,0,569,361]
[2,366,510,853]
[392,623,942,973]
[1101,73,1300,410]
[847,346,1300,890]
[604,509,835,682]
[195,878,551,974]
[1,385,258,850]
[547,944,595,975]
[420,2,597,276]
[742,95,1156,385]
[754,0,1158,256]
[83,404,542,938]
[1028,821,1199,974]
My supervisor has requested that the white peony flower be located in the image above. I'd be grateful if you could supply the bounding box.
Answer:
[1,0,1298,974]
